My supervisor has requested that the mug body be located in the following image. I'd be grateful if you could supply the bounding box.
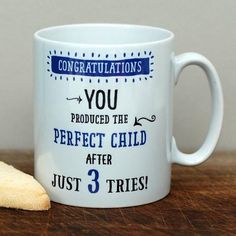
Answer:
[34,24,174,207]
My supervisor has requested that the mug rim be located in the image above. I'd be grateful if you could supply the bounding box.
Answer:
[34,23,175,47]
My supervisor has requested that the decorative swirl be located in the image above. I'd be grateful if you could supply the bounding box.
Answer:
[133,115,157,126]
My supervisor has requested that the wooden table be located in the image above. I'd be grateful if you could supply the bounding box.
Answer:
[0,151,235,236]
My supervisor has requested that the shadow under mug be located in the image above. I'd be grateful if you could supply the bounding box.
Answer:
[34,24,223,208]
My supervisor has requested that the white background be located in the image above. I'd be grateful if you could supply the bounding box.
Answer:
[0,0,235,150]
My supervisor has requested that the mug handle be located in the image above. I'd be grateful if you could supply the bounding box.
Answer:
[172,52,223,165]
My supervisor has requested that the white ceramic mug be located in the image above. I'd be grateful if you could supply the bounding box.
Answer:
[34,24,223,208]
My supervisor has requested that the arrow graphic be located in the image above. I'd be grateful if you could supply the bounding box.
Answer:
[133,115,156,126]
[66,96,82,104]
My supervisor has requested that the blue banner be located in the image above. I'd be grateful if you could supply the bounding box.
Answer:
[51,56,150,77]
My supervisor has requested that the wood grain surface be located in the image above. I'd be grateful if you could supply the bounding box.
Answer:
[0,151,235,236]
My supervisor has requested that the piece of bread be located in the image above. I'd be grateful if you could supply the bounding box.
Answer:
[0,161,50,211]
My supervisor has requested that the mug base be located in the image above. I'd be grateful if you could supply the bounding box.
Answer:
[50,190,170,208]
